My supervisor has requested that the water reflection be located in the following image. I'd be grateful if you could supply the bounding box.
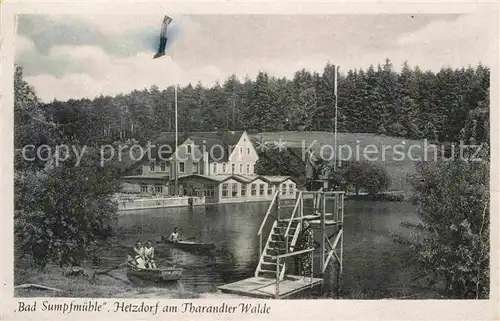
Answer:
[107,200,422,297]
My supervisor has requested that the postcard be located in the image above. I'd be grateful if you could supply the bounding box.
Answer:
[1,1,498,320]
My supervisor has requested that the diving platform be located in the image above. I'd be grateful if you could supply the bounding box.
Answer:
[218,275,323,299]
[218,189,344,299]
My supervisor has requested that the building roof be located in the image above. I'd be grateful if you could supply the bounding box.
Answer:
[122,174,170,180]
[151,131,245,162]
[177,174,232,182]
[260,175,294,183]
[176,174,297,184]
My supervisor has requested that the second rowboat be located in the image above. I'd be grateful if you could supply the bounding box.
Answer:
[156,237,215,251]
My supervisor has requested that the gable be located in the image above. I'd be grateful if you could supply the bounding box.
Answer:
[178,138,204,162]
[228,131,259,163]
[248,178,266,185]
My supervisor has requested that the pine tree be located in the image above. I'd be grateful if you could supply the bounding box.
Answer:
[249,71,274,131]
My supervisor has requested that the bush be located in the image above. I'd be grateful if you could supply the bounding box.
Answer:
[406,159,489,298]
[341,161,391,195]
[15,151,120,268]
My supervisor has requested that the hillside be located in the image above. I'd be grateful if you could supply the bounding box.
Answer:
[118,130,438,194]
[253,132,437,194]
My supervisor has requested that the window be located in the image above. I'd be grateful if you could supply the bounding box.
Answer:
[240,147,243,154]
[239,164,243,173]
[259,184,265,196]
[281,183,287,195]
[241,184,247,196]
[150,163,155,172]
[140,185,148,193]
[223,164,226,173]
[268,185,273,195]
[288,184,294,194]
[249,164,253,174]
[251,184,257,196]
[213,163,217,174]
[246,164,250,174]
[193,163,199,174]
[179,162,185,173]
[160,162,166,172]
[204,185,215,197]
[232,164,235,173]
[232,183,238,197]
[247,148,250,154]
[222,183,229,198]
[155,185,163,193]
[187,145,192,154]
[190,185,200,197]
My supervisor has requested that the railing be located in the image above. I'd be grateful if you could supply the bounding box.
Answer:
[273,248,315,299]
[116,196,205,211]
[284,191,302,254]
[254,220,278,278]
[257,191,280,258]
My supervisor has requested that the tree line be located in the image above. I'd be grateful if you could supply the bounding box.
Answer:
[34,59,489,147]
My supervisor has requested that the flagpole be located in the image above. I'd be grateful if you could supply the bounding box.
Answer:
[232,95,236,131]
[334,65,339,172]
[175,84,179,196]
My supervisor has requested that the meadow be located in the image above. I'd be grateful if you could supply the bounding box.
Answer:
[254,131,438,193]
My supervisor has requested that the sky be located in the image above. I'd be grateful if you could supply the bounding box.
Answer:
[15,13,495,102]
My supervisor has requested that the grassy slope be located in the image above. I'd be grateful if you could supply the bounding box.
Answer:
[118,131,436,194]
[253,132,436,194]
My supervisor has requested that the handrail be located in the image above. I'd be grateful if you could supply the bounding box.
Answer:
[302,191,345,195]
[257,191,279,236]
[290,218,302,251]
[274,247,315,299]
[272,247,314,260]
[284,191,302,247]
[255,220,278,278]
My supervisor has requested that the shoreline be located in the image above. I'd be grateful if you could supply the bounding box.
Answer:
[14,267,442,300]
[14,266,243,299]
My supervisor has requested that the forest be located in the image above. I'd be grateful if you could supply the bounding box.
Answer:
[25,59,490,148]
[14,58,490,298]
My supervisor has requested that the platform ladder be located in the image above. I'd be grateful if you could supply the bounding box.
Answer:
[255,191,305,280]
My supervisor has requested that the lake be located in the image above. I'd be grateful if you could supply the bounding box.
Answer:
[103,199,429,299]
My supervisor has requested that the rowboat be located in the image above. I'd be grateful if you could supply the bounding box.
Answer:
[157,237,215,251]
[126,266,183,282]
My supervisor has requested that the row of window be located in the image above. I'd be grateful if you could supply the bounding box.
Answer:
[138,182,294,198]
[221,183,294,198]
[149,162,199,174]
[140,185,164,193]
[213,163,254,175]
[183,144,251,155]
[149,161,255,175]
[150,162,169,172]
[184,143,251,156]
[180,184,216,198]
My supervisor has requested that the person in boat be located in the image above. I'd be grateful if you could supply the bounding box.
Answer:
[169,227,181,243]
[132,240,146,269]
[295,220,314,278]
[143,240,157,268]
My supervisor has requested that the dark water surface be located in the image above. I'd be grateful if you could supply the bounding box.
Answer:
[102,200,425,298]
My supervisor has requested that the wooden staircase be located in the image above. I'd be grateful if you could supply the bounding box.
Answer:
[255,218,301,280]
[255,192,303,280]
